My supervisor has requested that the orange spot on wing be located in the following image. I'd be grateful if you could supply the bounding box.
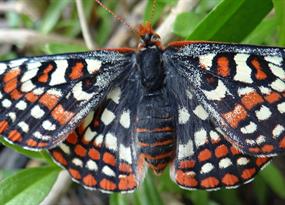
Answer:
[215,144,228,158]
[66,132,78,144]
[251,58,267,80]
[175,170,198,187]
[99,178,116,190]
[51,104,74,125]
[75,144,87,157]
[10,89,23,100]
[83,174,97,187]
[222,173,239,186]
[8,130,22,142]
[89,148,100,160]
[256,157,269,167]
[25,92,39,103]
[0,120,9,133]
[119,163,133,173]
[241,168,256,180]
[144,151,173,160]
[38,64,53,83]
[39,94,59,110]
[265,92,281,103]
[26,139,38,147]
[222,104,248,128]
[241,91,264,110]
[178,160,196,169]
[52,151,67,166]
[230,146,242,155]
[217,56,230,77]
[119,175,137,190]
[3,68,20,82]
[261,144,274,153]
[279,136,285,148]
[198,149,212,161]
[69,62,84,80]
[3,79,17,93]
[139,139,173,147]
[201,177,219,188]
[248,147,261,153]
[69,168,81,180]
[103,152,116,166]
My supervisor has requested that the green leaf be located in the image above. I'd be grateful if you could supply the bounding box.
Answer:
[0,167,60,205]
[260,163,285,199]
[173,12,203,37]
[253,175,268,205]
[0,137,43,159]
[187,0,273,42]
[42,43,88,54]
[273,0,285,46]
[39,0,70,34]
[110,193,129,205]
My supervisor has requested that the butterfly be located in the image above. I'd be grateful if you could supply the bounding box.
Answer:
[0,21,284,193]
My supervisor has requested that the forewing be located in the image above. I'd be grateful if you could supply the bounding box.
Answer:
[166,75,270,190]
[49,71,147,192]
[0,50,134,150]
[164,43,285,156]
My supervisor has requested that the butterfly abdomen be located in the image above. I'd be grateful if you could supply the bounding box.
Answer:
[135,90,176,174]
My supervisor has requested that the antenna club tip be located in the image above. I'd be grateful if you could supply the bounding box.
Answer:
[137,21,154,37]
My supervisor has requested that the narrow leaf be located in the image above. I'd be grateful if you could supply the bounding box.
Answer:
[0,167,60,205]
[187,0,273,42]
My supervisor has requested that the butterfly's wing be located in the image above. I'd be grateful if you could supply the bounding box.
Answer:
[0,49,135,150]
[49,70,147,192]
[164,42,285,157]
[165,74,270,190]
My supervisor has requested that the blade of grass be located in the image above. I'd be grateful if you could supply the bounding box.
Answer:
[273,0,285,46]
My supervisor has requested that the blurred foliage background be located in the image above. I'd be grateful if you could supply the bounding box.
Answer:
[0,0,285,204]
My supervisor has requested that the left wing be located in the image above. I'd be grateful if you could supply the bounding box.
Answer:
[0,50,134,150]
[164,42,285,157]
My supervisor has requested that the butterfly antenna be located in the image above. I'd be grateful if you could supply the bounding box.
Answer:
[149,0,157,24]
[94,0,139,36]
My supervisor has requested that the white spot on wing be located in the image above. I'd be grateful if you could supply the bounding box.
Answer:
[94,134,103,145]
[59,143,70,154]
[119,145,132,164]
[31,105,45,119]
[202,80,228,100]
[72,158,83,167]
[270,79,285,92]
[256,135,266,144]
[101,109,115,125]
[83,128,97,142]
[240,121,257,134]
[2,99,12,108]
[18,121,29,133]
[234,54,253,83]
[21,80,36,92]
[72,82,93,101]
[16,100,27,110]
[120,110,130,128]
[9,58,27,68]
[237,87,255,96]
[277,102,285,113]
[8,112,16,122]
[178,107,190,124]
[219,158,232,168]
[102,165,115,177]
[201,163,214,174]
[86,160,98,171]
[178,139,194,159]
[255,105,272,121]
[107,87,121,104]
[259,86,271,95]
[193,105,209,120]
[0,63,7,75]
[33,131,50,140]
[269,64,285,79]
[21,64,40,82]
[42,120,56,131]
[194,128,207,147]
[237,157,249,166]
[49,60,68,86]
[265,56,283,66]
[86,59,101,74]
[199,53,216,70]
[272,124,284,138]
[105,132,117,151]
[210,130,220,141]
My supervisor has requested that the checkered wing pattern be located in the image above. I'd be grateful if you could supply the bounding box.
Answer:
[166,75,270,190]
[49,73,147,192]
[0,50,134,150]
[165,42,285,157]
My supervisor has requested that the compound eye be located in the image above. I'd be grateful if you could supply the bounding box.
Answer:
[151,34,160,42]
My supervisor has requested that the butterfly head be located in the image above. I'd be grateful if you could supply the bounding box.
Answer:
[137,21,162,50]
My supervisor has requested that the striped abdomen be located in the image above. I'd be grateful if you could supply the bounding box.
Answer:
[135,91,175,174]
